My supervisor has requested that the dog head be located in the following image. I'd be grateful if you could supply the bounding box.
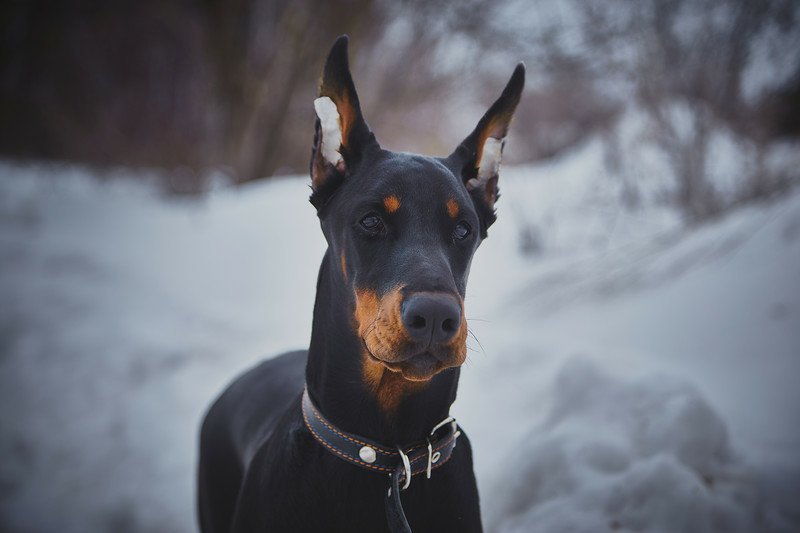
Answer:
[310,36,524,385]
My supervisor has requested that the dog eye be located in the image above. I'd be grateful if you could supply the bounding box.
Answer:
[359,213,384,234]
[453,221,472,240]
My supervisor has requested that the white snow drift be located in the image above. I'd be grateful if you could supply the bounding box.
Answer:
[0,156,798,532]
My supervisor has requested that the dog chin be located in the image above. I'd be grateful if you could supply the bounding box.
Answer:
[367,350,443,382]
[396,353,443,381]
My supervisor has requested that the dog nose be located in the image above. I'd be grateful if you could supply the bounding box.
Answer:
[402,293,462,345]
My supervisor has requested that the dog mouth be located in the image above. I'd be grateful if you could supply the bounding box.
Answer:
[366,350,444,382]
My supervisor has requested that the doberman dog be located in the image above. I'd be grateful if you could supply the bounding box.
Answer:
[197,35,524,533]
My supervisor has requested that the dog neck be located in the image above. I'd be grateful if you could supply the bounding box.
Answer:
[305,250,461,445]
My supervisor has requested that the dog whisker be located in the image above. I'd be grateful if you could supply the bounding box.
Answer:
[467,328,486,356]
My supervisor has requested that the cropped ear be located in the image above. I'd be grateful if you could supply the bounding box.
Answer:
[310,35,378,210]
[446,63,525,233]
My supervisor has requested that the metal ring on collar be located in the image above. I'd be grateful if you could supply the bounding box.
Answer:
[430,416,461,447]
[430,416,456,436]
[397,446,411,491]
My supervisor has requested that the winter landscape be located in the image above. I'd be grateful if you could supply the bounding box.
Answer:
[1,131,798,531]
[2,1,799,531]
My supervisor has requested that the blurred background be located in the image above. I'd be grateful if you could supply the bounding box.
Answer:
[1,1,799,532]
[3,0,798,204]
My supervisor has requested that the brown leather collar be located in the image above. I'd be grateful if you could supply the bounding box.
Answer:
[301,388,461,532]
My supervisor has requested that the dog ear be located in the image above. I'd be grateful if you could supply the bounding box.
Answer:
[446,64,525,233]
[310,35,377,210]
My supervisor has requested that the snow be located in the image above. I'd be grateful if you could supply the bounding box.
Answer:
[1,155,798,532]
[486,358,759,532]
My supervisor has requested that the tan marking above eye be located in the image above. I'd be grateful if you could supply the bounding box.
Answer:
[446,199,460,219]
[383,195,401,213]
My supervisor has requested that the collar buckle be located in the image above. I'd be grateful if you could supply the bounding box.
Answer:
[426,416,461,479]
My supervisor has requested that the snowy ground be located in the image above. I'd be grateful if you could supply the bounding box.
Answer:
[1,146,798,532]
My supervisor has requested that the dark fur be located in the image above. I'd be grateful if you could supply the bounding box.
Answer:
[197,36,524,532]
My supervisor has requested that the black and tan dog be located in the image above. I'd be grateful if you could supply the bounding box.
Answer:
[197,36,524,532]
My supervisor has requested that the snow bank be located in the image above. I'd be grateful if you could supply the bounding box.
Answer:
[485,358,771,533]
[0,162,324,532]
[1,159,798,532]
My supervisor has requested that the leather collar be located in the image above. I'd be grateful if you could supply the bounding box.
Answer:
[301,388,461,532]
